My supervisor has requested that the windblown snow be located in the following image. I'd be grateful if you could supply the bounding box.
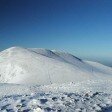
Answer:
[0,47,112,112]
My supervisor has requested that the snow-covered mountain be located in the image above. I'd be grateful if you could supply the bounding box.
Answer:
[1,47,112,112]
[0,46,112,85]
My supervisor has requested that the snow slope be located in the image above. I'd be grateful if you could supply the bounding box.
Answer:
[0,46,112,85]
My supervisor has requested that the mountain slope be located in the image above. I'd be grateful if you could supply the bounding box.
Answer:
[0,47,112,85]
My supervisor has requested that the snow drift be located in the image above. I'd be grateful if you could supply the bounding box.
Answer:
[0,47,112,85]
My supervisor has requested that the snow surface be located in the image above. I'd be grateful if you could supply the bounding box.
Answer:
[1,91,112,112]
[0,81,112,112]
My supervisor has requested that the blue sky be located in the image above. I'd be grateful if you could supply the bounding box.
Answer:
[0,0,112,66]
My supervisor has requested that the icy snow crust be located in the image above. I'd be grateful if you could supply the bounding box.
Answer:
[0,47,112,111]
[0,81,112,112]
[1,91,112,112]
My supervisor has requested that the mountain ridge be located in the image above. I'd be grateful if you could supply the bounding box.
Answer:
[0,46,112,85]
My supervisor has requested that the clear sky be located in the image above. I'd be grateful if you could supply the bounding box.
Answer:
[0,0,112,66]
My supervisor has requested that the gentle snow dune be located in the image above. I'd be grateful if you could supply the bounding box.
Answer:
[0,46,112,85]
